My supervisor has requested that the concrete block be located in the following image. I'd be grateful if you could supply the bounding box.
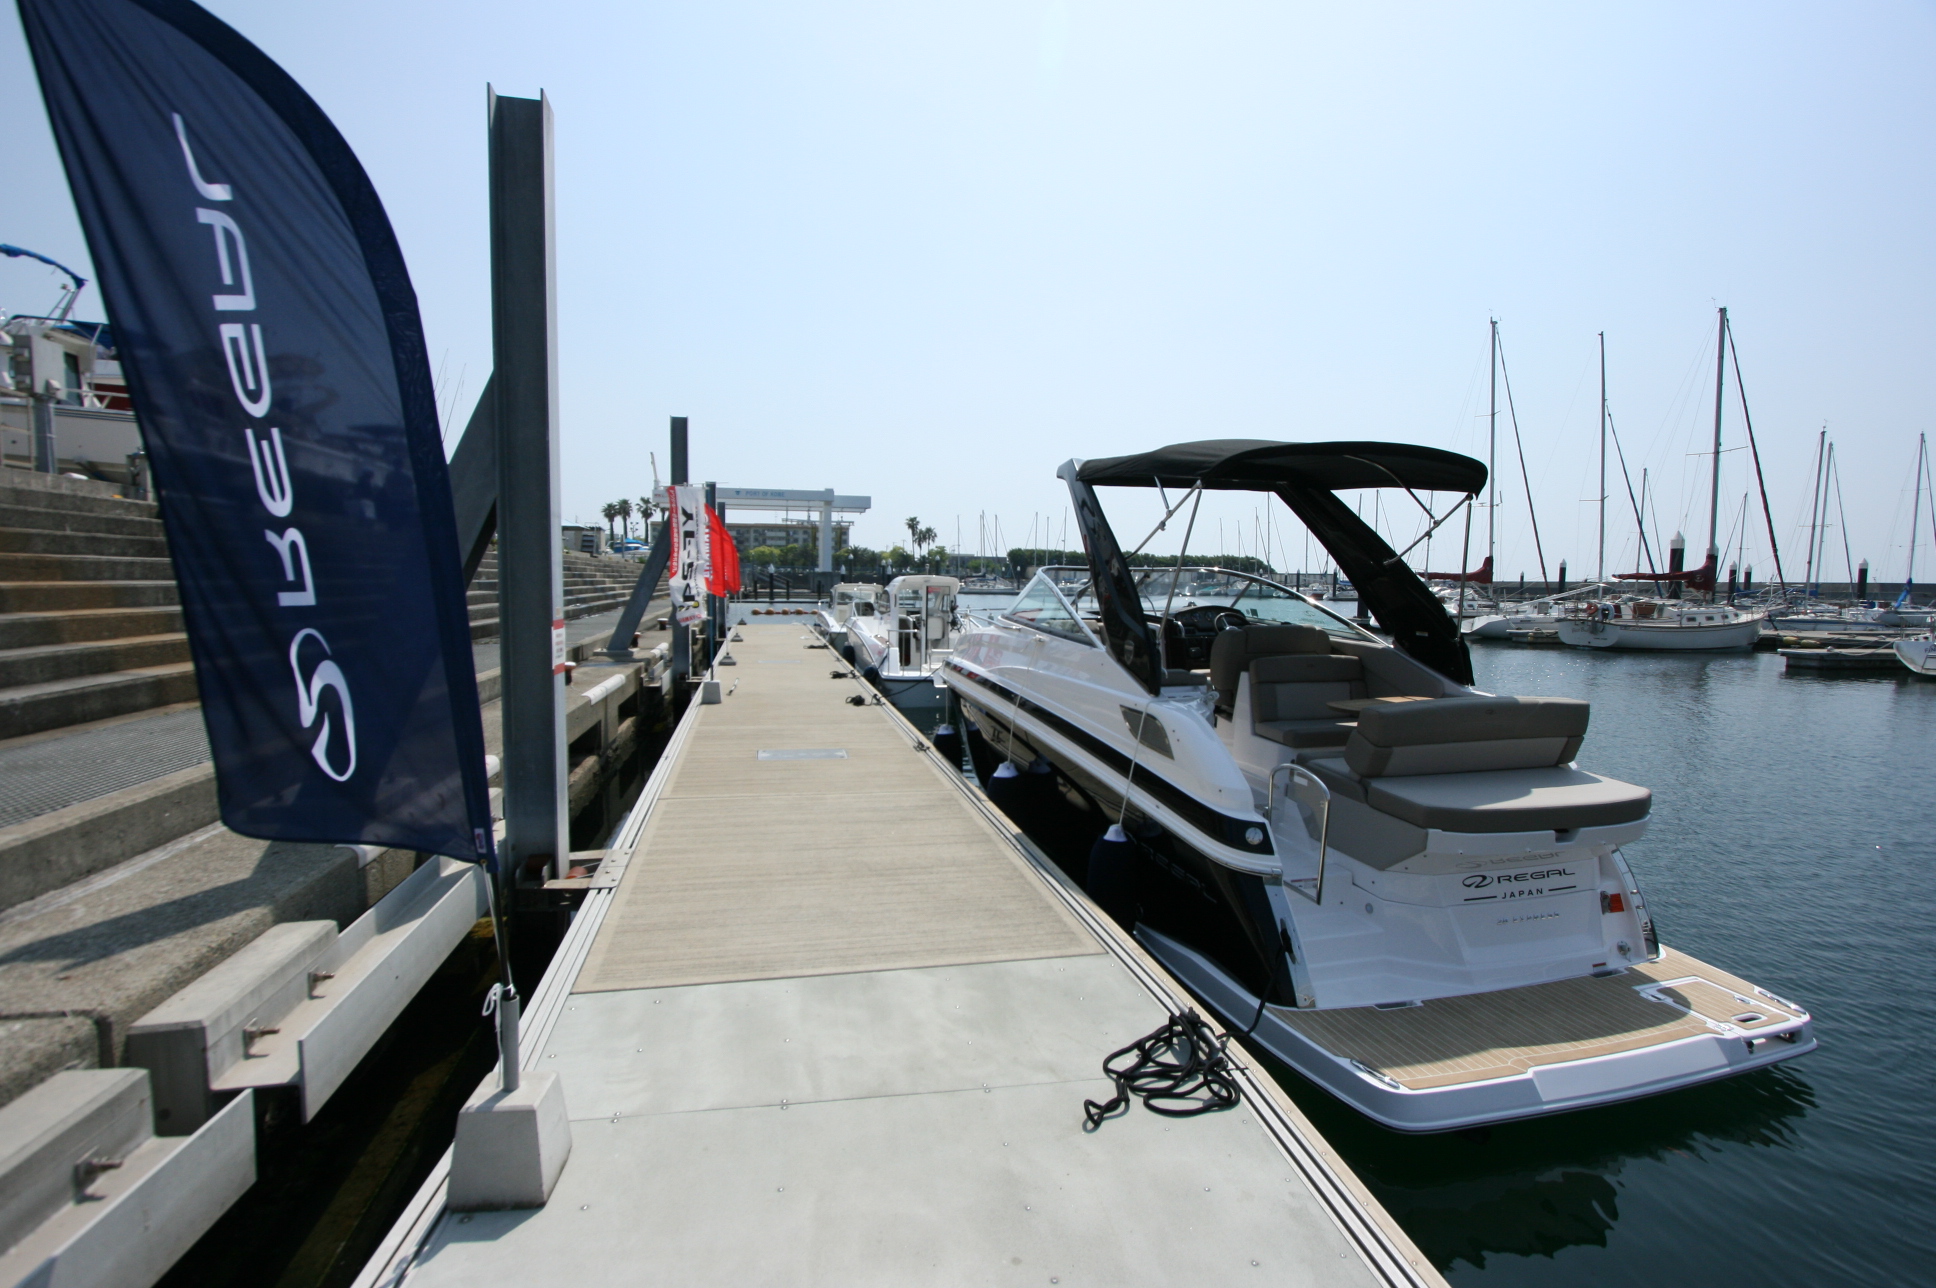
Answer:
[123,921,335,1134]
[447,1071,571,1211]
[0,1081,254,1288]
[0,764,218,914]
[0,1018,98,1113]
[0,1070,151,1253]
[699,679,721,704]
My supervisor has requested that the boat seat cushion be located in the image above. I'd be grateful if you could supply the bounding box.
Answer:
[1251,653,1366,720]
[1344,695,1588,777]
[1304,757,1649,832]
[1254,717,1356,750]
[1210,625,1333,708]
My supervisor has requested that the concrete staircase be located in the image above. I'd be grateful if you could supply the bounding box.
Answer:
[0,470,656,738]
[466,547,654,641]
[0,473,192,740]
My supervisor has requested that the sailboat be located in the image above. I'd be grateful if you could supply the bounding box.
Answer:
[943,438,1814,1131]
[1559,309,1767,651]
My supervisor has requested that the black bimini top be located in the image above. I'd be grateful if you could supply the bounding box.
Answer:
[1060,438,1485,688]
[1076,439,1486,495]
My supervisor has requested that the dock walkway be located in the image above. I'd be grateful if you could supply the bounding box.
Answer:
[360,624,1442,1287]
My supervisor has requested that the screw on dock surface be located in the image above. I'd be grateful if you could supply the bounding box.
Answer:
[307,970,335,996]
[242,1022,280,1051]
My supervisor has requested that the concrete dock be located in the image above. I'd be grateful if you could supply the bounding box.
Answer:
[357,624,1442,1287]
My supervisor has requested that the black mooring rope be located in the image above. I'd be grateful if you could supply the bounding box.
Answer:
[1082,1009,1242,1129]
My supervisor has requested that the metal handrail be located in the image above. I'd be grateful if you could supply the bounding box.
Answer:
[1266,762,1330,905]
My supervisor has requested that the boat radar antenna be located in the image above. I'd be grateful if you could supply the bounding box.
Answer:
[0,243,89,320]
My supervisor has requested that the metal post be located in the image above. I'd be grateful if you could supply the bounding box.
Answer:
[669,417,691,686]
[489,87,568,885]
[705,481,720,664]
[818,490,834,572]
[30,383,57,474]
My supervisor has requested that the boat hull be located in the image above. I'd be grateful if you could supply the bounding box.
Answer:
[1558,615,1763,651]
[1896,637,1936,677]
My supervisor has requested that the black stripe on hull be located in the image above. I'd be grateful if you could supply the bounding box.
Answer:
[944,661,1275,864]
[958,693,1290,1004]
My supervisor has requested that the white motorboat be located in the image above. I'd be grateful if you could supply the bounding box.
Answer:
[1896,634,1936,677]
[818,575,962,715]
[942,438,1814,1132]
[1557,600,1765,651]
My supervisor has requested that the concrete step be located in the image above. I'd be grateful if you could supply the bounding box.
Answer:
[0,633,192,688]
[0,664,199,739]
[0,482,157,521]
[0,502,168,539]
[0,552,177,582]
[0,581,181,612]
[0,527,172,558]
[0,606,184,649]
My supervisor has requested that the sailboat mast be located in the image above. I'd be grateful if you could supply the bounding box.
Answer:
[1706,308,1727,598]
[1598,331,1607,584]
[1804,428,1825,592]
[1908,432,1926,592]
[1488,318,1498,583]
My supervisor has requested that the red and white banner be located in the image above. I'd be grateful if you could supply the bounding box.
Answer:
[667,485,709,627]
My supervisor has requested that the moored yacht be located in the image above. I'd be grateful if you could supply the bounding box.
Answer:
[942,439,1814,1131]
[818,574,962,717]
[1556,599,1766,651]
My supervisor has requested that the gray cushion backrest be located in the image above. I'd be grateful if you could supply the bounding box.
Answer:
[1208,624,1332,707]
[1251,653,1366,720]
[1344,695,1589,777]
[1330,637,1452,698]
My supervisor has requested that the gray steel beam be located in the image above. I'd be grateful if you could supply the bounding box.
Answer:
[448,372,497,586]
[669,417,691,685]
[489,88,568,881]
[601,522,671,660]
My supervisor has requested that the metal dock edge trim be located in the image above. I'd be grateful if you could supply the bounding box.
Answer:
[350,695,707,1288]
[869,679,1444,1288]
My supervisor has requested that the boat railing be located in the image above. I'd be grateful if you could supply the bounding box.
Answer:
[1267,762,1330,904]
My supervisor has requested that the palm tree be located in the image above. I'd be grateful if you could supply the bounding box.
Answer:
[616,497,633,541]
[601,500,621,540]
[637,495,655,542]
[905,516,921,551]
[916,525,937,553]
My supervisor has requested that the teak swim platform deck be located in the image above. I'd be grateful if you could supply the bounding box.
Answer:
[356,624,1444,1287]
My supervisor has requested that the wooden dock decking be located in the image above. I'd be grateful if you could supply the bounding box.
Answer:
[358,624,1443,1287]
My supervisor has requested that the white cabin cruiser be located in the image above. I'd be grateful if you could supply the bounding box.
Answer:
[943,439,1814,1131]
[818,575,961,715]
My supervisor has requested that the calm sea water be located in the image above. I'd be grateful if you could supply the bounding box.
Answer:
[1277,645,1936,1284]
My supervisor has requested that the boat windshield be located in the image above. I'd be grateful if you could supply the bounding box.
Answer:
[1029,566,1376,641]
[1001,573,1099,645]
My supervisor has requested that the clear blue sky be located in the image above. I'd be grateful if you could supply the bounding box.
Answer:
[6,1,1933,582]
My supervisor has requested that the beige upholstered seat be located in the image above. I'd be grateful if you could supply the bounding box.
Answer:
[1209,625,1332,711]
[1250,653,1365,750]
[1343,695,1588,777]
[1303,694,1650,834]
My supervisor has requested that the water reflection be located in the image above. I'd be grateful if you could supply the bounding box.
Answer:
[1255,1051,1814,1271]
